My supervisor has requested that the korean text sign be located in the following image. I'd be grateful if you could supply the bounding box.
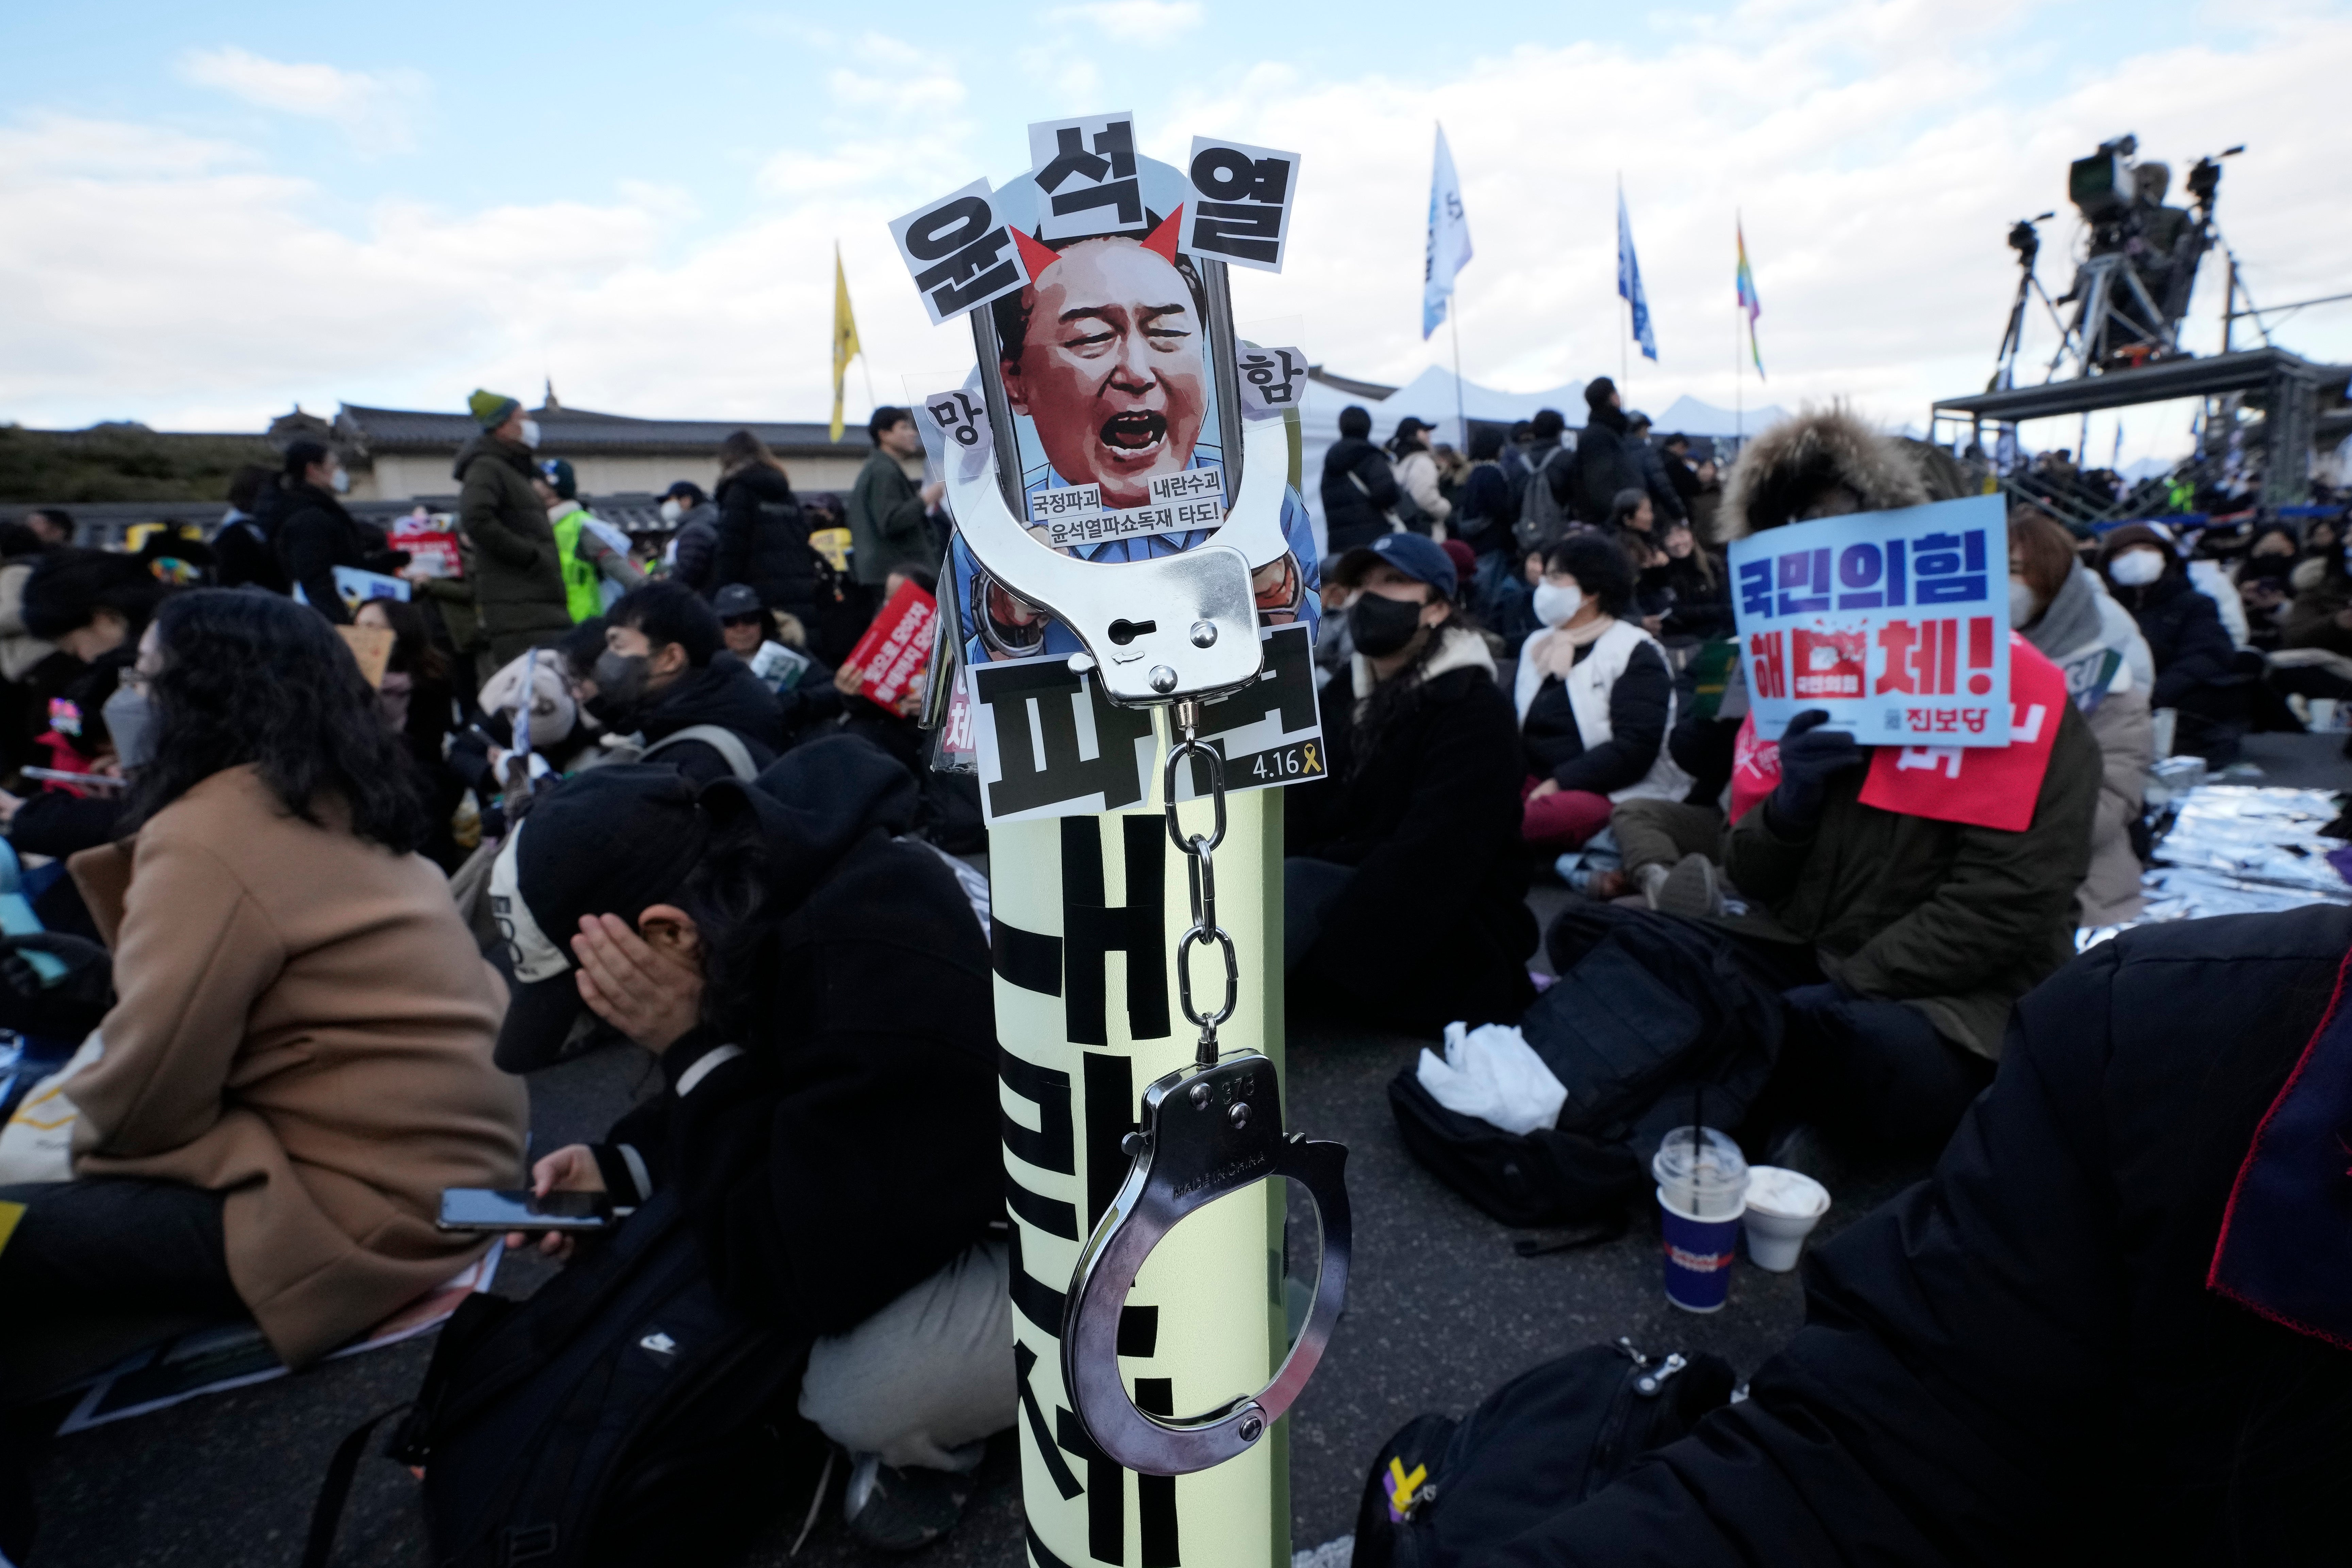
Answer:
[1727,495,2011,747]
[844,579,937,709]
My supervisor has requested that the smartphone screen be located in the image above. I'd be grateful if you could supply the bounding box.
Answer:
[437,1188,613,1233]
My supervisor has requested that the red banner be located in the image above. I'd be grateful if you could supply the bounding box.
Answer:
[844,579,938,710]
[1729,635,2067,833]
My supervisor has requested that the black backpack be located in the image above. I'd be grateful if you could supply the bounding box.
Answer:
[302,1188,821,1568]
[1388,901,1786,1228]
[1351,1339,1735,1568]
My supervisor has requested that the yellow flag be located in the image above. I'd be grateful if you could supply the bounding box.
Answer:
[831,243,862,443]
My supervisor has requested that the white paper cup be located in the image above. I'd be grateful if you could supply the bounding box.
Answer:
[1740,1165,1830,1273]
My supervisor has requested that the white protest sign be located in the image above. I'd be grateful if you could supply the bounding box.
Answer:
[887,179,1030,326]
[1181,137,1302,273]
[1727,494,2011,746]
[1027,113,1146,242]
[968,623,1323,824]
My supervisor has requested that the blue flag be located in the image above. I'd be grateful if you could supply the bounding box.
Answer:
[1617,184,1657,363]
[1422,125,1473,339]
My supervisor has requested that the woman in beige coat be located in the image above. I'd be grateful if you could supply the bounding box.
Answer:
[0,589,527,1381]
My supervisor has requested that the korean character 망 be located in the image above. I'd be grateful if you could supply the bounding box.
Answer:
[1913,529,1989,605]
[927,391,983,449]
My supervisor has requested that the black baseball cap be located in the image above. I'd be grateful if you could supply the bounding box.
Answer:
[656,481,703,502]
[711,583,763,619]
[488,766,712,1072]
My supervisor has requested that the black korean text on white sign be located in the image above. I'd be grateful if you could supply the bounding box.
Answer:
[1181,138,1302,273]
[969,624,1325,825]
[1028,114,1144,243]
[888,179,1031,326]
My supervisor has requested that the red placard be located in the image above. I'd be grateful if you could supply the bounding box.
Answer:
[390,510,463,579]
[1729,635,2067,833]
[844,579,938,710]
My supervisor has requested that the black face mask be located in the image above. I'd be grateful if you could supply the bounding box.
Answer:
[586,649,651,728]
[1348,591,1427,658]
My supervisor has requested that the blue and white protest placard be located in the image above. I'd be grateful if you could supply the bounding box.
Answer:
[1728,494,2010,746]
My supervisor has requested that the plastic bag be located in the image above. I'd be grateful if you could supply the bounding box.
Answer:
[1415,1021,1568,1138]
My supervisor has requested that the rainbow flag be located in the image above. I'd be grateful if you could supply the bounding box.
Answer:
[1736,218,1764,379]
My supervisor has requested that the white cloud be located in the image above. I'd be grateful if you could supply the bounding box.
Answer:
[1045,1,1204,33]
[7,1,2349,460]
[177,46,427,151]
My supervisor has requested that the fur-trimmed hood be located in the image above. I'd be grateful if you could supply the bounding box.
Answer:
[1716,405,1931,542]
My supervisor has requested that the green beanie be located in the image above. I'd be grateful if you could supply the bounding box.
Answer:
[538,457,577,500]
[468,388,522,430]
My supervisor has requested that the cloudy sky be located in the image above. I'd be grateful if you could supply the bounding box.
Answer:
[4,0,2347,464]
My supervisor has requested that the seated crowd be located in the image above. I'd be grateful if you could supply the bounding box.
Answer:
[0,387,2345,1563]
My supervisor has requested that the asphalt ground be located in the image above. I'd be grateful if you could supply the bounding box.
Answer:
[23,731,2348,1567]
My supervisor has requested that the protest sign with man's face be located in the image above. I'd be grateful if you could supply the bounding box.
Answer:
[999,228,1206,510]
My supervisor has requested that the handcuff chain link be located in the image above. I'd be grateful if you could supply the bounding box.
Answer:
[1163,700,1238,1066]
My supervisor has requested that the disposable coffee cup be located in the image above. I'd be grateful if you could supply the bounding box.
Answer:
[1652,1127,1747,1312]
[1740,1165,1831,1273]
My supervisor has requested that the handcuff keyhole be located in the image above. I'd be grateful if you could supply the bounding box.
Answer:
[1108,618,1158,645]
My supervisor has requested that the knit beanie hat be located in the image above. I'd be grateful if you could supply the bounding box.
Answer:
[469,389,522,430]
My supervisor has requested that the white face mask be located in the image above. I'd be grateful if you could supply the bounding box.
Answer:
[329,467,351,495]
[1532,581,1584,628]
[519,418,542,450]
[659,498,684,525]
[2108,548,2165,587]
[2008,577,2039,627]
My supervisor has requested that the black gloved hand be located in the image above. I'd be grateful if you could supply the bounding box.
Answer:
[1768,710,1865,835]
[0,932,114,1041]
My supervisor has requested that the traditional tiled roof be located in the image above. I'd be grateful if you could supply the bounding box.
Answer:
[332,403,874,457]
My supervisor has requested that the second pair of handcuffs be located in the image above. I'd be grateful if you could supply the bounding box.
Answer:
[949,303,1352,1478]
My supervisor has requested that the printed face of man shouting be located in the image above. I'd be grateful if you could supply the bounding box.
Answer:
[1002,237,1206,510]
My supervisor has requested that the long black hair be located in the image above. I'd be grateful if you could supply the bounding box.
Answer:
[121,589,426,853]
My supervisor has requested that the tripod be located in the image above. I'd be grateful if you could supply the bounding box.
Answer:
[2047,250,2176,379]
[1989,214,2065,392]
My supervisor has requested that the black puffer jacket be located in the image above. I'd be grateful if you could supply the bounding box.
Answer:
[1287,627,1536,1030]
[265,481,402,623]
[592,736,998,1340]
[1567,407,1641,523]
[1479,906,2352,1568]
[634,655,788,786]
[713,465,815,623]
[2111,569,2238,710]
[1321,437,1400,553]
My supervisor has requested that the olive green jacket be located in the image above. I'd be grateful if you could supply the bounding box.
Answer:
[454,434,569,658]
[1722,700,2102,1060]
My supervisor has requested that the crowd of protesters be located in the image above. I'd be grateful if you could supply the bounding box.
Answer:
[1,372,2348,1563]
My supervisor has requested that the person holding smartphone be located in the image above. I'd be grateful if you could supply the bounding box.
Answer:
[484,741,1007,1552]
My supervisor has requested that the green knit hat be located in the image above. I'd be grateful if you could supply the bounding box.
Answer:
[468,388,522,430]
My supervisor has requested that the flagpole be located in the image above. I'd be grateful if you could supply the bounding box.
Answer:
[1618,172,1629,395]
[1735,212,1744,443]
[1449,305,1467,453]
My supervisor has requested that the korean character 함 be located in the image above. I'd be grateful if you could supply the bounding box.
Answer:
[1913,529,1988,605]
